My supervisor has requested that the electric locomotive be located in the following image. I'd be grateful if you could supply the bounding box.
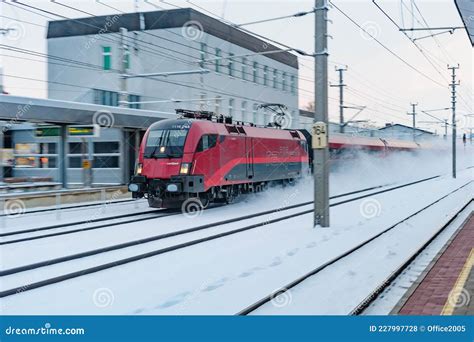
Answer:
[128,109,309,208]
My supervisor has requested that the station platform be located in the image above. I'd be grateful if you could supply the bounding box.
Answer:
[393,210,474,315]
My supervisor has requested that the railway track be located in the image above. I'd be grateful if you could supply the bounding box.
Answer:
[0,198,139,217]
[0,174,455,298]
[0,174,441,245]
[0,208,172,243]
[237,181,472,315]
[349,200,473,315]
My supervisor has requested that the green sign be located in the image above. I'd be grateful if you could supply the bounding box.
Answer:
[35,127,60,137]
[67,125,98,137]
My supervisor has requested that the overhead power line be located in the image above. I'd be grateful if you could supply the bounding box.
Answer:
[330,0,445,88]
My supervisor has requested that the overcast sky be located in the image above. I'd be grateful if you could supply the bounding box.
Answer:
[0,0,472,132]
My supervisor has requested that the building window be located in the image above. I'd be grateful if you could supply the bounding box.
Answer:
[199,92,206,110]
[252,103,258,124]
[263,66,268,86]
[124,46,130,70]
[39,156,57,168]
[102,46,111,70]
[290,75,296,95]
[228,53,234,76]
[215,48,221,72]
[241,57,248,80]
[68,142,83,154]
[128,94,141,109]
[253,62,258,83]
[273,69,278,89]
[94,142,120,154]
[215,96,222,114]
[264,109,270,126]
[282,72,287,91]
[241,101,247,122]
[200,43,207,68]
[94,156,119,168]
[228,98,234,117]
[13,142,58,169]
[94,89,118,106]
[94,89,140,108]
[68,156,82,168]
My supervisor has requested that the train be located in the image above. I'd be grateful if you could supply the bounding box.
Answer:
[128,109,424,209]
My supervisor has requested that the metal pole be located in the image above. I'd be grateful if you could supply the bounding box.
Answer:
[448,65,459,179]
[0,129,4,184]
[313,0,330,227]
[119,27,128,107]
[336,67,347,133]
[81,137,86,187]
[59,125,68,188]
[88,138,93,187]
[408,103,417,141]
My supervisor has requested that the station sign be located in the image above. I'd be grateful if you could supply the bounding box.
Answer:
[67,125,100,138]
[311,122,328,149]
[35,126,60,137]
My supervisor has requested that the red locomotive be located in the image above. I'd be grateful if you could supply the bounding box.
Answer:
[128,110,309,208]
[129,109,427,209]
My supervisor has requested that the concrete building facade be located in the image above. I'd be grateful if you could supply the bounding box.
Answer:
[46,8,299,126]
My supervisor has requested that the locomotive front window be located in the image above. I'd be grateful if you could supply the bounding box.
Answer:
[145,129,188,158]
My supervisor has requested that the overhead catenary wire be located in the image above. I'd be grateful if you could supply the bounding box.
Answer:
[329,1,445,88]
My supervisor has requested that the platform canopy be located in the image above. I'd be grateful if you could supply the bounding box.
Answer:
[455,0,474,46]
[0,95,176,129]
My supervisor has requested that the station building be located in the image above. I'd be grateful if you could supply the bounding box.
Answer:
[46,7,299,123]
[4,8,299,186]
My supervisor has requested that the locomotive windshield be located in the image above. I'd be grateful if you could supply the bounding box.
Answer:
[144,129,188,158]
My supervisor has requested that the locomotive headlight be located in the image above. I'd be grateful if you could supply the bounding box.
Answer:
[136,163,143,175]
[179,162,192,175]
[128,183,139,192]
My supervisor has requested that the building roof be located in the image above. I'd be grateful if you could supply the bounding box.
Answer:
[0,95,174,128]
[379,123,434,135]
[454,0,474,47]
[47,8,298,69]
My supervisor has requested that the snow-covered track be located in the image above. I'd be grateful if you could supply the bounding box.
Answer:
[349,199,473,315]
[0,181,394,245]
[237,181,472,315]
[0,176,450,298]
[0,209,173,245]
[0,198,137,217]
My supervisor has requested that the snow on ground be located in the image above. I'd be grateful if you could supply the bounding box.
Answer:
[362,201,474,315]
[251,188,472,315]
[0,147,472,315]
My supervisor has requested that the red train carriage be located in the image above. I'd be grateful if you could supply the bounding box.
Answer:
[128,111,309,208]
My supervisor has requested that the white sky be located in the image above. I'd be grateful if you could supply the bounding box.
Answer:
[0,0,472,132]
